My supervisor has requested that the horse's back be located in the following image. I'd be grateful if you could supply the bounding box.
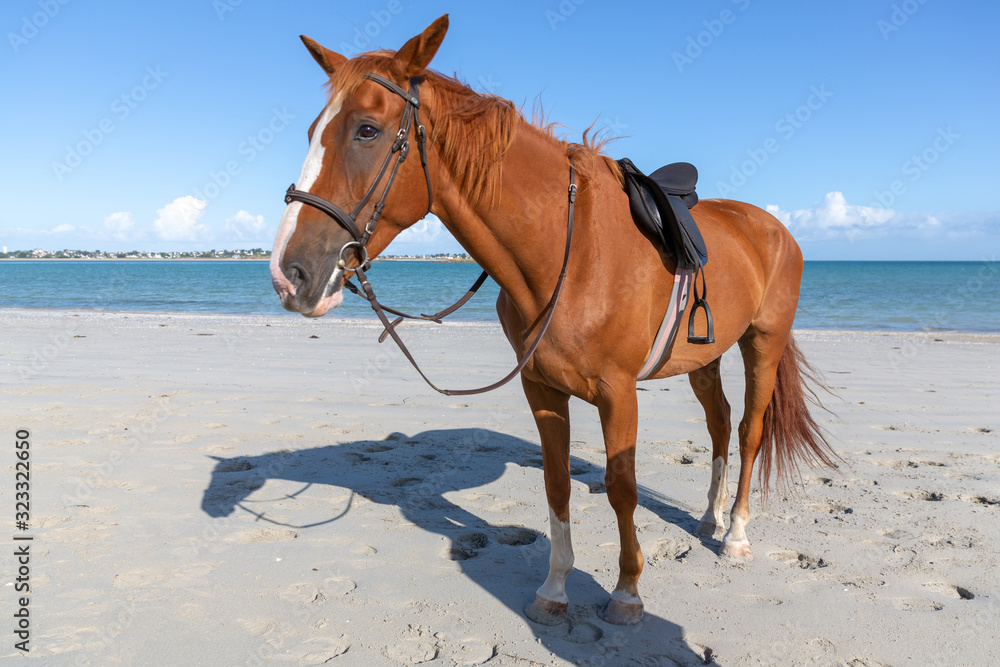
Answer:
[695,198,804,336]
[695,198,802,274]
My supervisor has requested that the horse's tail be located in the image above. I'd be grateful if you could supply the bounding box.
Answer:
[757,334,840,492]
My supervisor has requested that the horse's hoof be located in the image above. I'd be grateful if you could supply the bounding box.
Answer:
[598,598,644,625]
[696,520,726,541]
[524,594,568,625]
[720,539,753,560]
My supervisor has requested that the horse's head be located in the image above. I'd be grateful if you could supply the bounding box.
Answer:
[270,15,449,317]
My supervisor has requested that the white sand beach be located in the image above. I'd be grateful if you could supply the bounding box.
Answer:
[3,309,998,665]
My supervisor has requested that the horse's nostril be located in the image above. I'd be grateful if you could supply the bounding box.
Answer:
[288,264,308,289]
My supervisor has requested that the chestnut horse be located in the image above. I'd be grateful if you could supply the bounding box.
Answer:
[270,15,836,625]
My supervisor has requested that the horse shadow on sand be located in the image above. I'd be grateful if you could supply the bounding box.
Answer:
[201,428,719,666]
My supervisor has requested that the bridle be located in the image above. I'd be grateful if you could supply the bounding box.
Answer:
[284,72,433,272]
[282,71,577,396]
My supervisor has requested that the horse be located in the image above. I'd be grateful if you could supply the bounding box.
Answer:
[269,14,837,626]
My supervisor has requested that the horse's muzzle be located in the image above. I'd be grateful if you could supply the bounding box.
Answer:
[273,259,344,318]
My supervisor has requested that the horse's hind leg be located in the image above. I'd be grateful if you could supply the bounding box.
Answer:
[521,378,575,625]
[595,380,644,625]
[688,359,732,541]
[721,328,787,559]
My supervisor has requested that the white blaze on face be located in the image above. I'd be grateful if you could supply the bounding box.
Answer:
[270,98,343,296]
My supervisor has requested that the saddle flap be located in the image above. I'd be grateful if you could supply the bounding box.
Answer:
[617,158,707,269]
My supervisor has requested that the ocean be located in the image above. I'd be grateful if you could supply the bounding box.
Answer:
[1,260,997,332]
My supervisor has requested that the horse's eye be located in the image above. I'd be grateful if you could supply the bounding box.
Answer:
[356,125,379,141]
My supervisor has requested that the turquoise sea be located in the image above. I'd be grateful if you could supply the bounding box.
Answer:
[1,260,997,332]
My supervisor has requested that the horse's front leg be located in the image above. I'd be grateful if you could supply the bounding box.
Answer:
[521,377,575,625]
[596,381,644,625]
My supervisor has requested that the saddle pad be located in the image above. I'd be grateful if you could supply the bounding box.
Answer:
[618,157,707,270]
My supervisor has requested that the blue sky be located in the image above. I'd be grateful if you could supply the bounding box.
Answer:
[1,0,997,260]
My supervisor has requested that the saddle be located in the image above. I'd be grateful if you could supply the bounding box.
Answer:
[617,157,715,360]
[617,157,706,269]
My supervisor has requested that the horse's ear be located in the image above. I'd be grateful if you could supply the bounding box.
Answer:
[301,35,347,76]
[390,14,449,79]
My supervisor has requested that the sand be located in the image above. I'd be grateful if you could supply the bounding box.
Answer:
[2,308,998,666]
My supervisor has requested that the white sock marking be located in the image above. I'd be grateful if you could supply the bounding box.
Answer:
[701,456,729,529]
[536,507,574,604]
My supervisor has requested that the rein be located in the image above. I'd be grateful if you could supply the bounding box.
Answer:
[283,70,578,396]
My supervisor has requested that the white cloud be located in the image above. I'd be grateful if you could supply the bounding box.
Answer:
[764,192,1000,258]
[104,211,136,240]
[223,210,268,242]
[394,215,446,245]
[50,224,76,234]
[766,192,897,240]
[153,196,208,242]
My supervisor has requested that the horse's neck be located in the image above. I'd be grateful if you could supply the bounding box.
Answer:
[435,127,583,317]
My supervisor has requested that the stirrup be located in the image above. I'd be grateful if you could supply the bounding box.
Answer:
[687,266,714,345]
[687,297,715,345]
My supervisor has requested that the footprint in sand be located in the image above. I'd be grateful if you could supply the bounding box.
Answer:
[898,489,945,501]
[808,501,853,514]
[447,532,490,561]
[492,526,540,547]
[439,638,497,666]
[214,459,255,473]
[294,636,351,664]
[539,620,603,644]
[364,443,395,453]
[280,579,356,604]
[646,538,693,565]
[384,625,440,664]
[923,582,975,600]
[887,598,944,612]
[836,576,886,589]
[959,494,1000,506]
[384,641,438,664]
[879,528,914,540]
[768,550,829,570]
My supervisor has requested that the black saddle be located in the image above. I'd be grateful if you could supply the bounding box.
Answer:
[617,157,714,344]
[618,157,706,269]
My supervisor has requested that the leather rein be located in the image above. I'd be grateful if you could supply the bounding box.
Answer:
[283,72,577,396]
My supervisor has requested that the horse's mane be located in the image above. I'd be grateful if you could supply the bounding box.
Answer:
[327,52,620,209]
